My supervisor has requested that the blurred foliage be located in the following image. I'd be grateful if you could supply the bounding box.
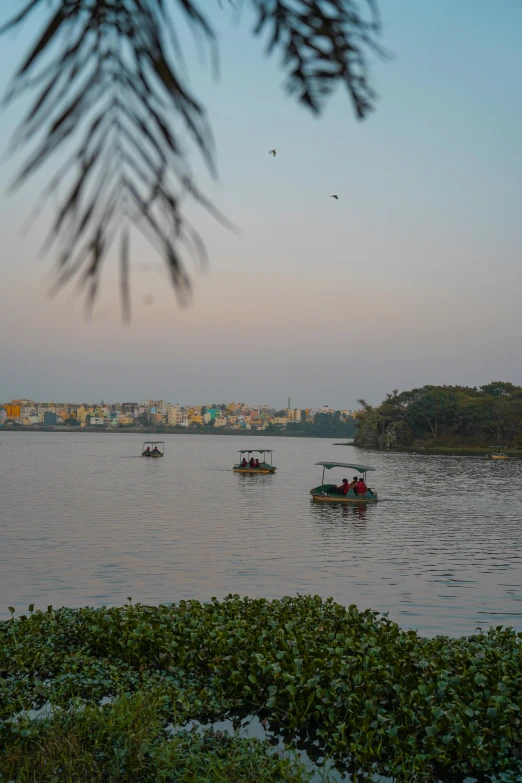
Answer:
[1,0,382,316]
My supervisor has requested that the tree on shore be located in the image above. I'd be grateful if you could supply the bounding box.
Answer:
[1,0,383,317]
[355,383,522,448]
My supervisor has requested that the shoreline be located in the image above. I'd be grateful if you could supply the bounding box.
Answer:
[0,426,353,440]
[354,442,522,457]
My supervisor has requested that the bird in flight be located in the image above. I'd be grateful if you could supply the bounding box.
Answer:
[268,149,276,157]
[330,194,339,200]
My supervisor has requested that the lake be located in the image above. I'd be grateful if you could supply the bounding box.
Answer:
[1,432,521,636]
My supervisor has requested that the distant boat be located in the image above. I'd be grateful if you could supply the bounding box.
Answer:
[233,449,276,474]
[141,441,164,458]
[333,441,353,446]
[487,447,508,460]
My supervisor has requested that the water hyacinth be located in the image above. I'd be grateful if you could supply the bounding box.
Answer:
[1,596,522,781]
[1,690,309,782]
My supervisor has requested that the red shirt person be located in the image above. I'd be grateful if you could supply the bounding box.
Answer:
[339,478,350,495]
[355,478,367,494]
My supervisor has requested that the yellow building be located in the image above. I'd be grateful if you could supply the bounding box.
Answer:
[189,414,203,425]
[4,405,21,420]
[76,406,92,423]
[167,406,183,426]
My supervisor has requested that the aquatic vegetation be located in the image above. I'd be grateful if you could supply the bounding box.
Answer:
[1,690,309,782]
[2,596,522,781]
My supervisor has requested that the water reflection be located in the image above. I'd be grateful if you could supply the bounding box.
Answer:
[311,501,369,525]
[1,433,522,636]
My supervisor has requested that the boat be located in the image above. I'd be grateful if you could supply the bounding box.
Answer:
[310,461,378,503]
[233,449,276,474]
[487,447,508,460]
[141,441,164,458]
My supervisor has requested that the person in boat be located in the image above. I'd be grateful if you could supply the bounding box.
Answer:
[143,446,151,455]
[337,478,350,495]
[254,458,260,468]
[330,478,349,495]
[241,457,248,468]
[152,445,160,455]
[355,477,367,495]
[249,457,255,468]
[349,476,359,490]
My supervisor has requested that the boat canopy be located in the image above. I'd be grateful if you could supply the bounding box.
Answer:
[238,449,272,453]
[143,441,165,445]
[315,461,376,472]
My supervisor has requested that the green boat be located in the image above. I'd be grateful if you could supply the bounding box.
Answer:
[310,461,378,503]
[233,449,276,474]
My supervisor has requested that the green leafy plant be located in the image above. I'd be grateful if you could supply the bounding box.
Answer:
[3,596,520,780]
[1,690,310,782]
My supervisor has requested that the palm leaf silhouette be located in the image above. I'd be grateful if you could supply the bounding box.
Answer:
[2,0,382,318]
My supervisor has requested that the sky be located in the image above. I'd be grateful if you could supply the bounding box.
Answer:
[1,0,522,409]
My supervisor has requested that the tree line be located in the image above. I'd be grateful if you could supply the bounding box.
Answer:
[267,412,356,438]
[354,382,522,449]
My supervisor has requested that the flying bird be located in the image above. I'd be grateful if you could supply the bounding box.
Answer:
[268,149,276,157]
[330,195,339,200]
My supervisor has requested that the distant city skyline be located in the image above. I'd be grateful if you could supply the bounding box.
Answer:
[1,1,522,408]
[0,399,354,431]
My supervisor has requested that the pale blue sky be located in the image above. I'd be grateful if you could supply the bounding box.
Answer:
[1,1,521,408]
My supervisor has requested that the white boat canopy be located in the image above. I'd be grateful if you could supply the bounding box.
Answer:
[315,461,376,472]
[238,449,273,453]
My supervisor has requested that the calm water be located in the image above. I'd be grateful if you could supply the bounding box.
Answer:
[1,432,521,636]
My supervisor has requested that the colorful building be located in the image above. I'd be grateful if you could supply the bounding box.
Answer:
[4,405,21,420]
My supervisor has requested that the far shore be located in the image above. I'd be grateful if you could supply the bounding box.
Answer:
[4,429,521,456]
[0,426,354,440]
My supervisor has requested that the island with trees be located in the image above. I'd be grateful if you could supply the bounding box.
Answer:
[354,382,522,454]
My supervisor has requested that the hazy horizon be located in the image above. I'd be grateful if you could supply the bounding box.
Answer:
[1,0,522,409]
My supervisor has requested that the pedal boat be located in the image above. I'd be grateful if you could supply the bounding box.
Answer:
[233,449,276,474]
[310,461,378,503]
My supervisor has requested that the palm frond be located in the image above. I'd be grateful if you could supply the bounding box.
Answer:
[2,0,225,319]
[2,0,382,317]
[248,0,382,116]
